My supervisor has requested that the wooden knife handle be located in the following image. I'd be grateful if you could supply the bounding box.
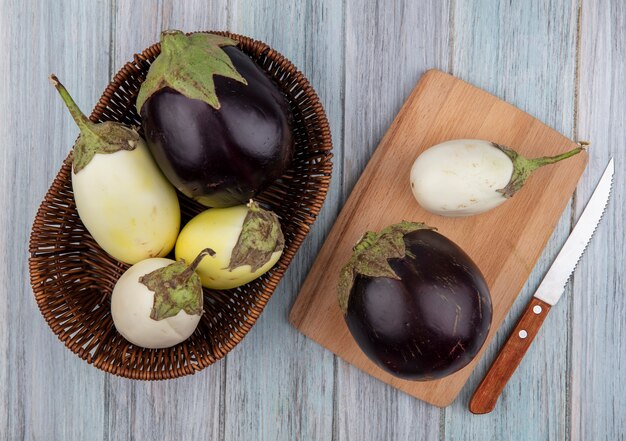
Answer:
[469,297,552,414]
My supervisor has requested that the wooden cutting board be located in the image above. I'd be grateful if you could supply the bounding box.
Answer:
[289,69,588,407]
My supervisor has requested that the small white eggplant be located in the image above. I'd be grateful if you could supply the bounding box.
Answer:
[175,201,284,289]
[111,248,214,349]
[409,139,586,217]
[50,75,180,263]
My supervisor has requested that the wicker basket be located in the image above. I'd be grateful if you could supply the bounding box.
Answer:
[28,32,332,380]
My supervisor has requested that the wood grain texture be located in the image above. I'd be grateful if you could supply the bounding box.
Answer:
[0,1,11,436]
[103,3,226,441]
[0,1,112,440]
[222,1,341,440]
[1,0,623,439]
[290,69,587,406]
[572,0,626,439]
[335,1,450,439]
[445,1,580,440]
[470,298,552,414]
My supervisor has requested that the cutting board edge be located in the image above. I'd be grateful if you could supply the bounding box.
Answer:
[288,311,462,407]
[423,69,582,147]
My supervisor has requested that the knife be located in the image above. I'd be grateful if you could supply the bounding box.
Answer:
[469,158,614,415]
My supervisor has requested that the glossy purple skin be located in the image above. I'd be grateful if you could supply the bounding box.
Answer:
[140,46,294,207]
[345,229,492,381]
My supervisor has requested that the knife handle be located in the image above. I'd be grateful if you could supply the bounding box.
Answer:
[469,297,552,414]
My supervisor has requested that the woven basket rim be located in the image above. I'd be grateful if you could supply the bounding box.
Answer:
[29,30,333,380]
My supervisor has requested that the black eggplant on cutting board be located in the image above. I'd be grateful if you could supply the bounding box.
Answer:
[338,222,493,381]
[136,30,293,208]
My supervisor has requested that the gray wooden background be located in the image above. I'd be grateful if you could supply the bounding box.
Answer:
[0,0,624,440]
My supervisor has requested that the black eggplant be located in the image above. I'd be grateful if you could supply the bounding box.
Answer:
[338,222,492,381]
[137,30,293,207]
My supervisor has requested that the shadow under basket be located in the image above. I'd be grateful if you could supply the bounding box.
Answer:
[28,32,333,380]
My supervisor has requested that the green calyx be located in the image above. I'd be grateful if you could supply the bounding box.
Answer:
[337,221,432,314]
[494,142,587,198]
[135,30,247,113]
[227,200,285,272]
[50,75,139,174]
[140,248,215,321]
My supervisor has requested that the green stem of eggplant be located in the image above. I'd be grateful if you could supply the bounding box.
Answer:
[179,248,216,282]
[353,232,378,254]
[527,142,588,171]
[49,74,92,132]
[247,199,261,212]
[497,142,588,198]
[160,30,187,55]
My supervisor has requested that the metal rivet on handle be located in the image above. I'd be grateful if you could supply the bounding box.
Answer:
[533,305,542,314]
[518,330,528,339]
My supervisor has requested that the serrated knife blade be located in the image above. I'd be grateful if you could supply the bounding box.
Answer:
[534,158,614,305]
[470,158,614,414]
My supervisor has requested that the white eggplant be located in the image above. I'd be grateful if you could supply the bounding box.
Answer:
[175,201,284,289]
[409,139,586,217]
[111,249,214,349]
[51,75,180,264]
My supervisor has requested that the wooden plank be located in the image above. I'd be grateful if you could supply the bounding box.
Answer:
[103,2,227,440]
[0,0,112,439]
[106,375,225,441]
[444,0,580,439]
[103,3,164,438]
[333,2,450,438]
[571,0,626,439]
[161,0,231,32]
[222,1,341,440]
[0,1,12,436]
